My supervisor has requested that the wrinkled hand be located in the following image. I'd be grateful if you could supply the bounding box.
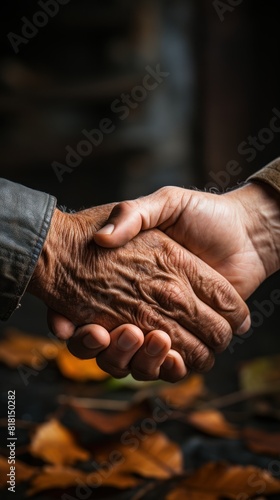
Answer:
[28,203,250,380]
[47,313,186,382]
[94,183,280,300]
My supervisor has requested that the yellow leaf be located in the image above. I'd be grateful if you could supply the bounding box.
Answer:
[239,354,280,392]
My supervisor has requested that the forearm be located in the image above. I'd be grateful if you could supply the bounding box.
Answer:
[0,178,56,320]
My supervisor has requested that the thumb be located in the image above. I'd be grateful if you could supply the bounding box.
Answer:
[93,200,146,248]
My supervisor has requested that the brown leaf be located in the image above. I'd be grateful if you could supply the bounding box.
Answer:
[159,375,205,409]
[27,465,87,496]
[243,427,280,456]
[167,462,280,500]
[56,349,109,382]
[0,329,57,369]
[90,431,183,489]
[71,402,148,434]
[0,456,37,488]
[0,328,109,382]
[185,409,239,438]
[29,419,90,465]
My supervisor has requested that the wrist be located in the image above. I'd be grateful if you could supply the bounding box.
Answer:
[27,208,68,303]
[228,182,280,280]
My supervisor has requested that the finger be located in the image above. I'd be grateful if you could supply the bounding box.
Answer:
[96,325,145,378]
[93,201,143,248]
[130,330,171,381]
[160,350,188,383]
[135,302,216,372]
[151,280,234,353]
[67,324,111,359]
[47,308,75,340]
[190,258,251,335]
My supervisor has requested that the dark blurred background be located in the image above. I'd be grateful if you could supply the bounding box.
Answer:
[1,0,280,392]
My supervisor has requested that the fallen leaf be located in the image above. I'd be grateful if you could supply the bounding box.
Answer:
[159,375,205,409]
[0,329,58,369]
[0,456,37,488]
[167,462,280,500]
[29,419,90,465]
[27,465,87,496]
[239,355,280,392]
[0,328,109,382]
[185,409,239,439]
[91,431,183,489]
[243,427,280,456]
[56,349,109,382]
[72,402,148,434]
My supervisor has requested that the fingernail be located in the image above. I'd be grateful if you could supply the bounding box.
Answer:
[146,337,165,356]
[96,224,115,235]
[83,334,102,349]
[162,355,174,370]
[117,329,139,351]
[236,315,251,335]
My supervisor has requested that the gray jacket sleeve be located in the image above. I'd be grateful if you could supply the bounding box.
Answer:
[0,178,56,321]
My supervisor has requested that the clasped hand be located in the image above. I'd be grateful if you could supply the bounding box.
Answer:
[34,193,254,383]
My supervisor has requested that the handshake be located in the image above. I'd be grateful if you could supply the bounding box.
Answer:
[28,174,280,383]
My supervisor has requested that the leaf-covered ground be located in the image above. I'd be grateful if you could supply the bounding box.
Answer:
[1,328,280,499]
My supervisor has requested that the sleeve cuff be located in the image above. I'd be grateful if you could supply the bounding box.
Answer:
[247,158,280,194]
[0,179,56,321]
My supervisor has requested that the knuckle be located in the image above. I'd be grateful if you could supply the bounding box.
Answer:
[188,342,212,372]
[208,320,232,352]
[136,304,161,332]
[213,280,235,309]
[154,281,187,314]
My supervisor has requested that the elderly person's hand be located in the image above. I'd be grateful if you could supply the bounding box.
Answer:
[28,202,250,382]
[94,182,280,300]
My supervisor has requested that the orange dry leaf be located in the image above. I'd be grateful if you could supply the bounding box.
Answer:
[0,456,37,488]
[29,419,90,465]
[167,462,280,500]
[27,465,88,496]
[159,375,205,409]
[243,427,280,456]
[56,348,109,382]
[71,402,148,434]
[0,328,109,382]
[185,409,239,439]
[91,431,183,489]
[0,329,58,368]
